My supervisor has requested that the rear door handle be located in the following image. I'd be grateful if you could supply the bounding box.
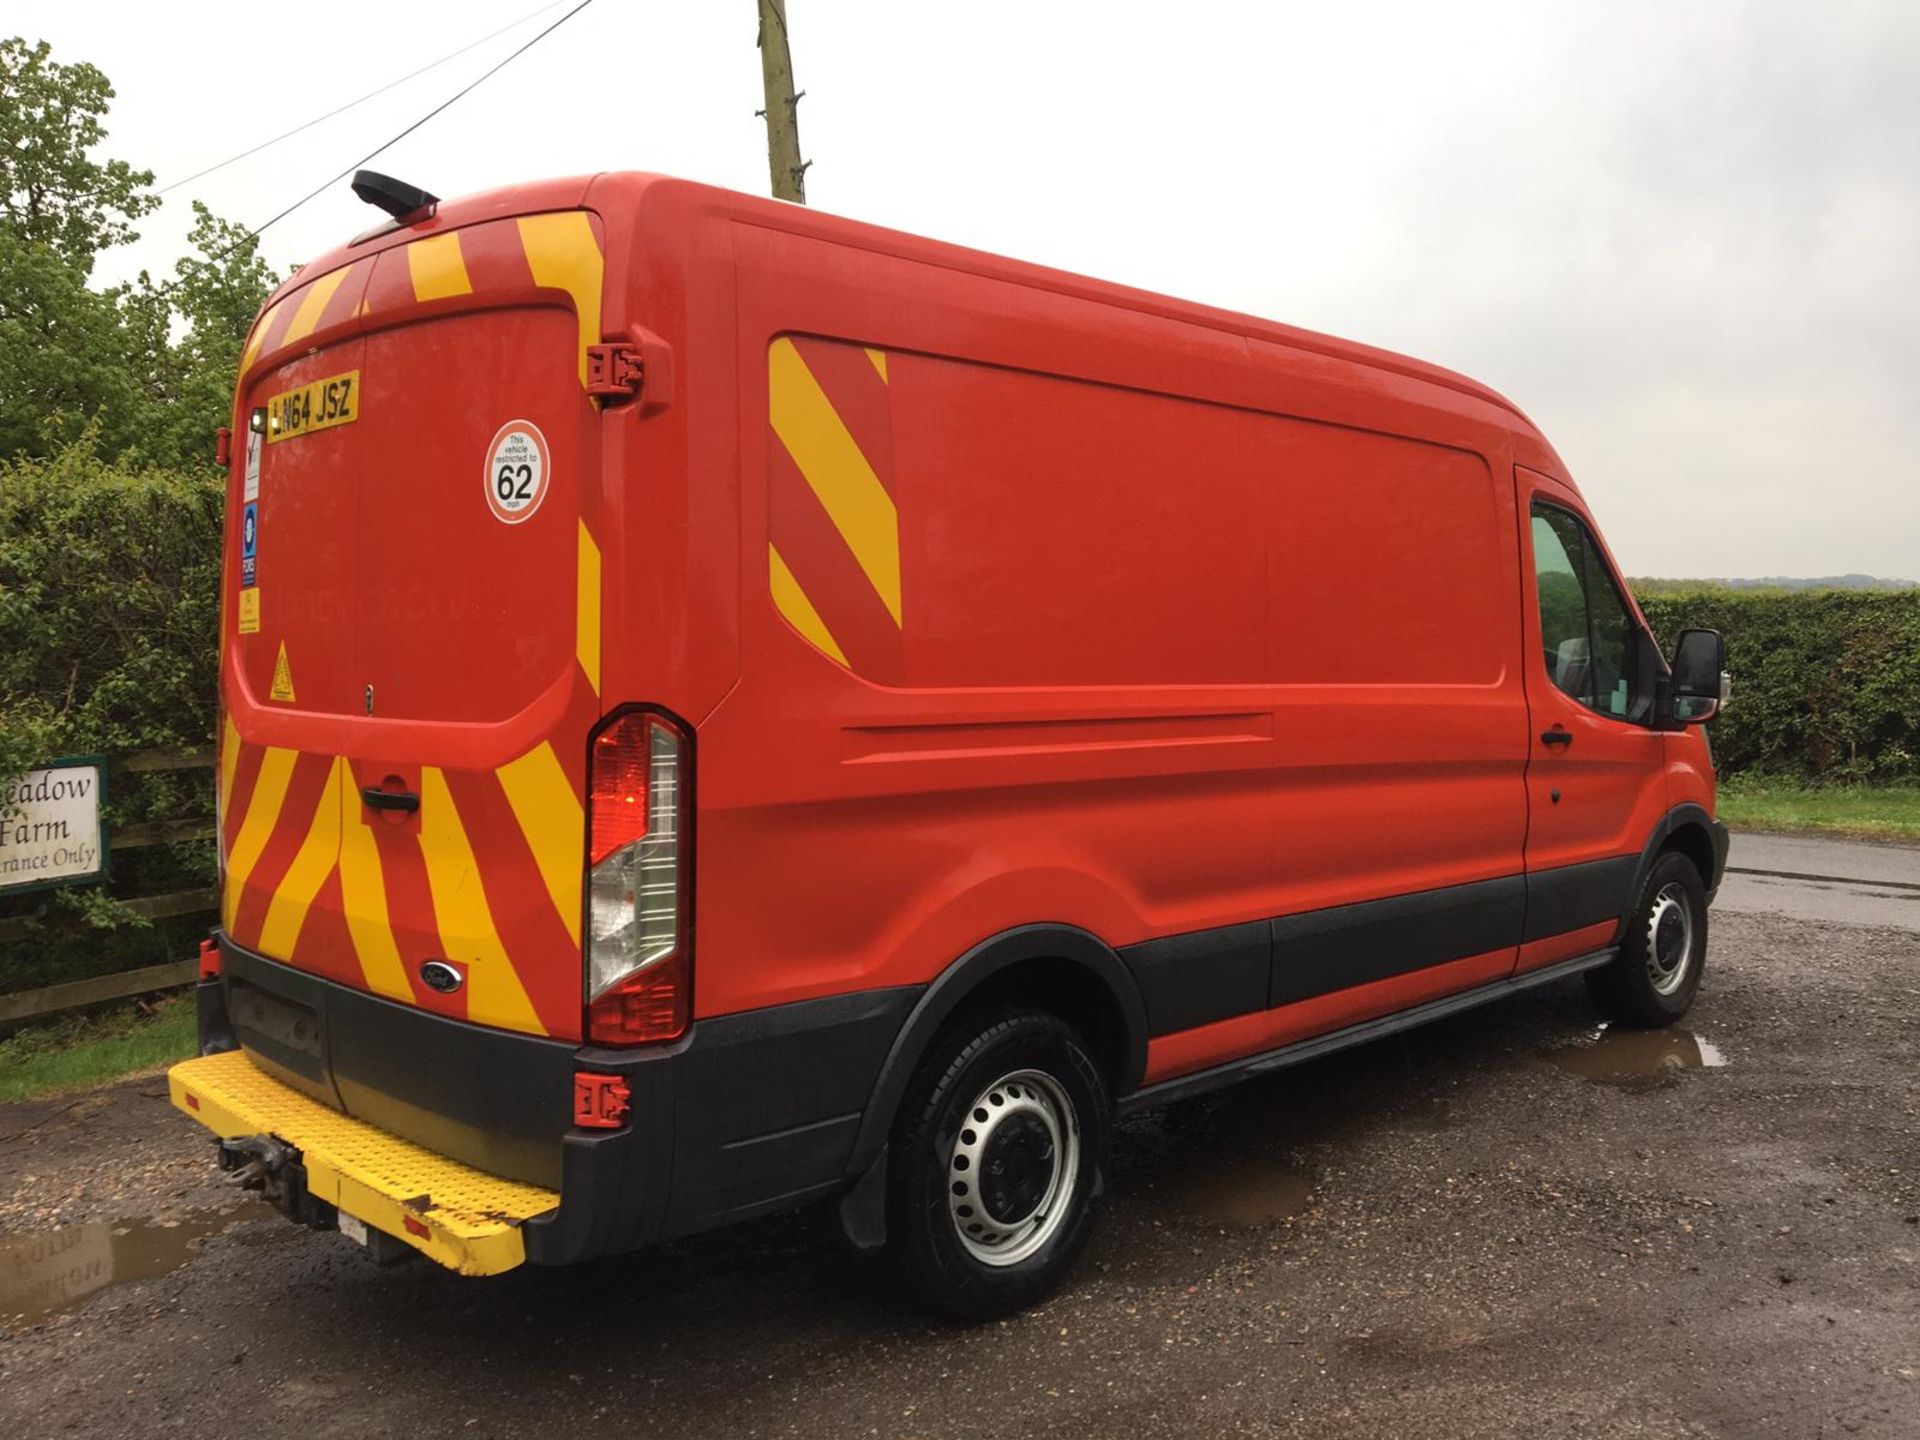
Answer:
[360,785,421,813]
[1539,728,1573,749]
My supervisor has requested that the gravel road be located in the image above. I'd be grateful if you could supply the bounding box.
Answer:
[2,900,1917,1437]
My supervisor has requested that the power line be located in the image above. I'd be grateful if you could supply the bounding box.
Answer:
[158,0,574,196]
[234,0,598,251]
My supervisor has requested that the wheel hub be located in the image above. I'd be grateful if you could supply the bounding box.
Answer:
[946,1069,1081,1267]
[978,1111,1055,1223]
[1645,883,1696,996]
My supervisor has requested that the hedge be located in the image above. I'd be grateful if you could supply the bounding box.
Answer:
[0,441,222,994]
[1639,590,1920,781]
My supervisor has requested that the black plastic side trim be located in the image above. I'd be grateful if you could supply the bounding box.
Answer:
[530,986,919,1260]
[1121,919,1269,1036]
[1118,862,1653,1039]
[1523,856,1640,943]
[842,924,1151,1179]
[1269,874,1526,1008]
[661,986,916,1236]
[1120,947,1617,1115]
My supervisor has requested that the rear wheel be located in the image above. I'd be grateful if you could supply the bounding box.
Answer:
[885,1008,1109,1320]
[1586,850,1709,1027]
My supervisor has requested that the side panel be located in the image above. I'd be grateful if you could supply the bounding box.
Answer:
[695,222,1530,1066]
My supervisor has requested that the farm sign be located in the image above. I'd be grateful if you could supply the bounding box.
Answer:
[0,758,108,894]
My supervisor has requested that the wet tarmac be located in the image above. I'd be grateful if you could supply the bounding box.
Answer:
[2,907,1916,1439]
[1718,832,1920,930]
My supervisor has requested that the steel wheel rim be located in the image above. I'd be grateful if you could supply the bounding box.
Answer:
[1646,882,1695,996]
[946,1068,1081,1267]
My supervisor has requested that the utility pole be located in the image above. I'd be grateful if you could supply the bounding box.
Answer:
[755,0,809,203]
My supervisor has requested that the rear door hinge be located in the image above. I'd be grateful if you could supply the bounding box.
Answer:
[586,343,644,401]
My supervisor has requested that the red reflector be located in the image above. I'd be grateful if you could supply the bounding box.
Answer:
[573,1072,632,1130]
[198,937,222,981]
[185,1093,200,1110]
[403,1214,430,1240]
[214,425,232,468]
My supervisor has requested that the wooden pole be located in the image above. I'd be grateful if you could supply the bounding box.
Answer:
[756,0,809,203]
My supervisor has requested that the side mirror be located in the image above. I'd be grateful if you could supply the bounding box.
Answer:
[1669,627,1729,724]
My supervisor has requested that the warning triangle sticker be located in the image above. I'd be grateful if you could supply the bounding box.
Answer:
[269,642,296,703]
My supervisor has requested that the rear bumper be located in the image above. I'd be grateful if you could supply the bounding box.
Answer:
[169,1050,555,1274]
[189,934,918,1268]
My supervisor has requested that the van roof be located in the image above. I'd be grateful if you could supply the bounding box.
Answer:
[275,170,1569,481]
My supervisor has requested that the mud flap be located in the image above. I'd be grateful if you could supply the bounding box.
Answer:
[834,1148,889,1253]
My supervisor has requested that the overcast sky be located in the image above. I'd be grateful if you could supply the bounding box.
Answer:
[24,0,1919,579]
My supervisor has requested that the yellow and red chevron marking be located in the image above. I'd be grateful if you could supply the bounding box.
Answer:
[239,258,374,376]
[767,336,903,680]
[219,676,599,1040]
[239,209,606,400]
[221,214,609,1041]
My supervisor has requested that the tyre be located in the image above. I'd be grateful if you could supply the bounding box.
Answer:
[1586,850,1709,1027]
[885,1008,1110,1320]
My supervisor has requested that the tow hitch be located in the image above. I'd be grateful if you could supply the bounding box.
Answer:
[216,1135,414,1264]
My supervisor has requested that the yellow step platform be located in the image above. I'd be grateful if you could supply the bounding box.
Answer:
[169,1049,558,1275]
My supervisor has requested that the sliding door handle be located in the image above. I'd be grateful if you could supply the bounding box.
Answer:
[1539,728,1573,749]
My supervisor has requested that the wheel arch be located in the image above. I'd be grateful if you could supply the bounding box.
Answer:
[1663,816,1721,894]
[1617,802,1727,940]
[843,923,1149,1180]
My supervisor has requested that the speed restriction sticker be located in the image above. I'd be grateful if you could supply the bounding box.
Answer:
[484,420,551,524]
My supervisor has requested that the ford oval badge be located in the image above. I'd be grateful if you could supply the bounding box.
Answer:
[419,960,464,994]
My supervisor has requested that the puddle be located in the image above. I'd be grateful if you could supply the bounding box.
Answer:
[1547,1025,1727,1092]
[0,1203,264,1327]
[1122,1086,1320,1229]
[1145,1146,1316,1228]
[1166,1155,1316,1227]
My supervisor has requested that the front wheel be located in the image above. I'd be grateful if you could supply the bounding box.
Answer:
[1586,850,1709,1027]
[885,1009,1110,1320]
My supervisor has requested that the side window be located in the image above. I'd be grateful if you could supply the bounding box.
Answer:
[1530,502,1637,720]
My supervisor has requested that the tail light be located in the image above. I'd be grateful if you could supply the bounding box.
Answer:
[585,709,691,1045]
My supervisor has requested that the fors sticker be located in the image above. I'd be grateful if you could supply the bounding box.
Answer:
[484,420,550,525]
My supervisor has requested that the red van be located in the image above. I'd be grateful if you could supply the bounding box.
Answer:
[170,171,1730,1317]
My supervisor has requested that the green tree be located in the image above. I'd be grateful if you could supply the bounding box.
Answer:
[0,37,157,274]
[135,203,277,469]
[0,38,276,466]
[0,228,151,457]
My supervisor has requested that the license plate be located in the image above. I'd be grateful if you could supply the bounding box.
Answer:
[264,369,359,444]
[338,1211,369,1247]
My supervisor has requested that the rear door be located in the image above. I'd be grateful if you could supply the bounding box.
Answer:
[1515,467,1668,973]
[220,212,610,1042]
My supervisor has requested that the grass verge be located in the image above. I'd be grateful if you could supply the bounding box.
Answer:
[1718,778,1920,842]
[0,996,196,1104]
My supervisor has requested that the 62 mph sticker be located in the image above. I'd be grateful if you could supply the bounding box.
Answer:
[483,420,550,525]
